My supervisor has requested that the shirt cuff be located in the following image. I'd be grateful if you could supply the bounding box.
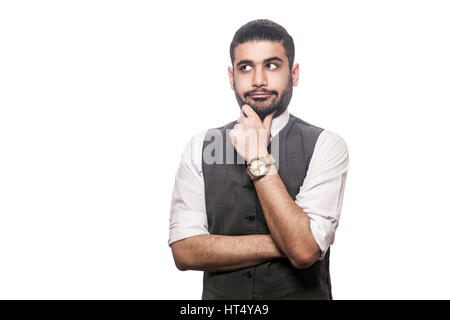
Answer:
[308,216,334,260]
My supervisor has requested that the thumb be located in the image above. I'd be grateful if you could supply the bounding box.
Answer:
[262,111,275,146]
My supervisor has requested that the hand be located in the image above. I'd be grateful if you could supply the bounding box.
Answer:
[229,105,275,163]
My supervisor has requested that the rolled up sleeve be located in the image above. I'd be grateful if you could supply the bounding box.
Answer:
[168,131,209,246]
[295,130,349,259]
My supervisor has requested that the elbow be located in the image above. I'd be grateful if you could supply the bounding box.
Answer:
[175,260,189,271]
[170,242,193,271]
[170,235,210,271]
[173,254,191,271]
[288,248,320,270]
[172,250,189,271]
[289,254,317,270]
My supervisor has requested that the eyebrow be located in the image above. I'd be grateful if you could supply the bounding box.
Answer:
[236,56,283,67]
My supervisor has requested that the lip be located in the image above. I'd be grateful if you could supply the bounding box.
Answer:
[249,93,272,98]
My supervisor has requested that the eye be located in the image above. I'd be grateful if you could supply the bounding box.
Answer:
[266,63,278,70]
[239,65,252,72]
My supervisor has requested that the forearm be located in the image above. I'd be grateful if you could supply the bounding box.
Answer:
[254,166,320,268]
[170,233,284,272]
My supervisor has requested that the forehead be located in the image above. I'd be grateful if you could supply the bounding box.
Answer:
[234,40,287,64]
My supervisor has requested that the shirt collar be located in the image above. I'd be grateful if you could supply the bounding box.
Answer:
[239,107,290,140]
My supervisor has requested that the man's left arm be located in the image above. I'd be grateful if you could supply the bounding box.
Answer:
[229,105,349,269]
[254,165,320,269]
[254,132,349,269]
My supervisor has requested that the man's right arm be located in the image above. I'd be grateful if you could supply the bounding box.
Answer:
[170,234,284,272]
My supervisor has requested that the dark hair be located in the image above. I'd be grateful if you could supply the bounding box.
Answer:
[230,19,295,71]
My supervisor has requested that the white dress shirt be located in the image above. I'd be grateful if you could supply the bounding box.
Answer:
[168,107,349,260]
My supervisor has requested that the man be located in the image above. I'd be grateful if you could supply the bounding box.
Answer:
[168,19,349,300]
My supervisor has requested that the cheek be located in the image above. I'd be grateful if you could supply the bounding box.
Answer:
[234,81,250,96]
[269,74,288,90]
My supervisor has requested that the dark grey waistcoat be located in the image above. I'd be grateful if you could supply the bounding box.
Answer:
[201,113,331,300]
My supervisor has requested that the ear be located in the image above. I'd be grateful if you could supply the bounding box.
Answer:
[228,66,235,90]
[291,63,300,87]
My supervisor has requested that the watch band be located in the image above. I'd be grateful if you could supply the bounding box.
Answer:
[247,154,276,166]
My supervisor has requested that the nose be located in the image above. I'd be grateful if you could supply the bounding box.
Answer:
[251,65,268,88]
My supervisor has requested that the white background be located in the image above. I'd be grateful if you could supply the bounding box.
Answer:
[1,0,449,299]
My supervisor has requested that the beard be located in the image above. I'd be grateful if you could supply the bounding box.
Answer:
[234,74,293,121]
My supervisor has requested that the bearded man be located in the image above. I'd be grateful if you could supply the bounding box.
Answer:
[168,19,349,300]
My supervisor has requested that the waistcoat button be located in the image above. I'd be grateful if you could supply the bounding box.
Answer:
[242,184,254,191]
[242,271,252,278]
[245,215,256,222]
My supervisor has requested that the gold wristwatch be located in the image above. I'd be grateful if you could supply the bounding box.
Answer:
[246,154,276,180]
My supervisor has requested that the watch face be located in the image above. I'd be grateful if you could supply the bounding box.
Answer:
[250,160,267,176]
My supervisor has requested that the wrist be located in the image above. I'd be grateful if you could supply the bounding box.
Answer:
[246,153,276,180]
[265,162,277,176]
[246,149,269,164]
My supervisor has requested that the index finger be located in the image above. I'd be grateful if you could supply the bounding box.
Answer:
[241,105,258,119]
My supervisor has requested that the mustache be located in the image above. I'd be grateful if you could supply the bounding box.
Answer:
[244,89,278,98]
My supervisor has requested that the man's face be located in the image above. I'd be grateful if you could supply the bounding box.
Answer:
[228,40,299,120]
